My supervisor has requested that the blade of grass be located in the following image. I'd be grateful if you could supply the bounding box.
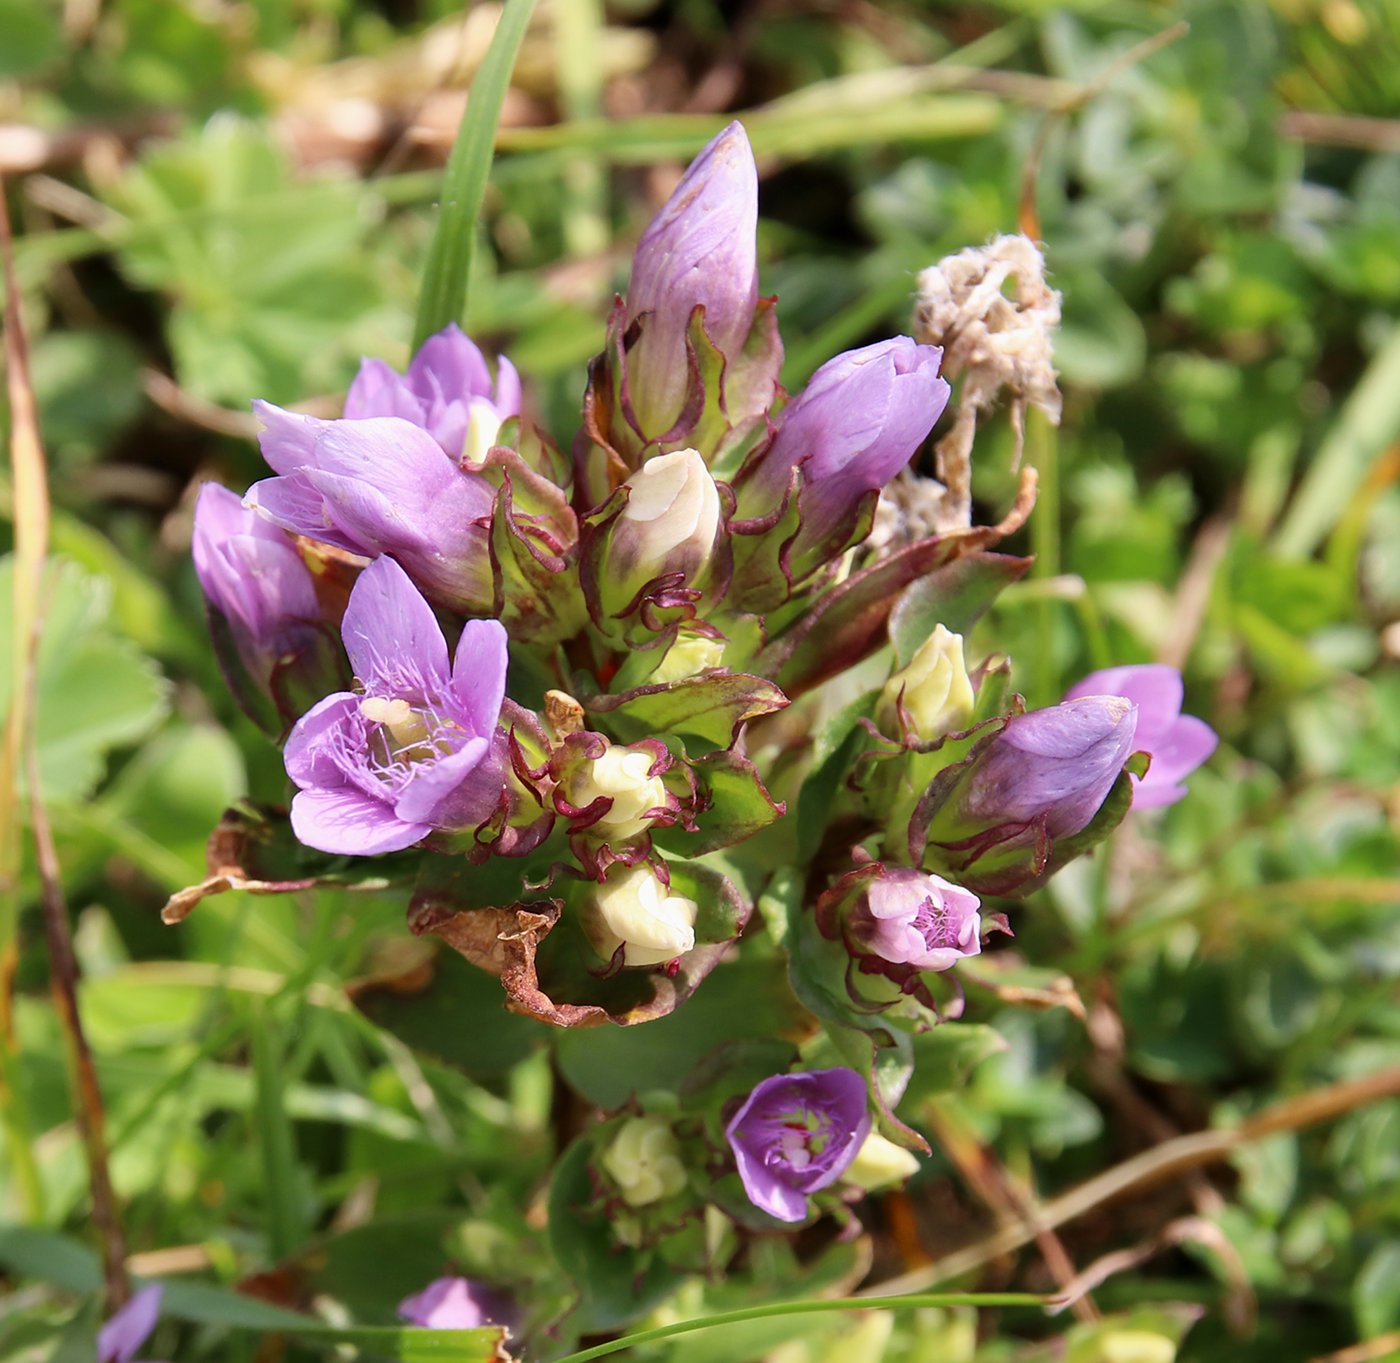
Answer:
[251,1007,303,1263]
[551,1293,1050,1363]
[412,0,539,350]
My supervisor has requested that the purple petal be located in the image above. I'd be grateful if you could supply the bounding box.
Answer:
[341,557,450,691]
[494,354,522,417]
[730,1152,810,1222]
[310,418,457,508]
[253,400,326,475]
[408,325,493,404]
[451,618,509,734]
[344,358,428,424]
[244,474,368,556]
[99,1284,163,1363]
[1133,714,1218,807]
[284,694,363,789]
[291,787,430,855]
[1065,664,1183,749]
[391,734,493,826]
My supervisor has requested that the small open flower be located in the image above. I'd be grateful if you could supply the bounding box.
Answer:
[398,1276,513,1330]
[583,861,698,967]
[725,1068,871,1222]
[849,866,981,973]
[99,1284,166,1363]
[1063,664,1216,808]
[345,323,520,461]
[284,556,507,855]
[878,625,974,742]
[602,1115,689,1206]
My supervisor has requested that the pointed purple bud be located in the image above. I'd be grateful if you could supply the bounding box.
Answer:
[398,1275,514,1331]
[283,557,509,856]
[746,337,950,565]
[192,483,351,733]
[625,122,761,434]
[99,1284,164,1363]
[1064,664,1217,808]
[916,696,1140,896]
[725,1069,871,1223]
[345,324,520,461]
[245,410,496,615]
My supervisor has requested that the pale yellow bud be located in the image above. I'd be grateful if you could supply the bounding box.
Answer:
[878,625,974,740]
[601,1115,689,1207]
[585,862,698,967]
[652,629,726,683]
[570,745,669,842]
[842,1130,921,1192]
[463,399,503,464]
[617,449,721,586]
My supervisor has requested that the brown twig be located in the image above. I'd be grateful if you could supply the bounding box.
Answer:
[1309,1331,1400,1363]
[1279,111,1400,153]
[866,1065,1400,1299]
[1,179,129,1308]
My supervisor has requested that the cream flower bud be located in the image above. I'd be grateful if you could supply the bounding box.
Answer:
[585,862,698,967]
[652,629,726,683]
[842,1130,921,1191]
[601,1115,689,1206]
[570,744,669,842]
[616,448,721,589]
[879,625,974,740]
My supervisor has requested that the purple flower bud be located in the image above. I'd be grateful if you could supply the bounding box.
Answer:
[725,1068,871,1223]
[398,1275,514,1331]
[283,556,508,856]
[1063,664,1217,808]
[344,324,520,460]
[916,696,1140,896]
[747,337,949,564]
[625,122,760,433]
[99,1284,165,1363]
[192,484,350,732]
[245,408,496,615]
[849,866,982,972]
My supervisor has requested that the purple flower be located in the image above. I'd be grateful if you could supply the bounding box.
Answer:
[398,1276,513,1330]
[244,408,496,615]
[849,866,981,973]
[192,483,349,731]
[748,337,949,561]
[284,555,508,855]
[725,1068,871,1223]
[1063,664,1217,808]
[344,324,520,460]
[98,1284,165,1363]
[915,696,1140,896]
[626,122,760,433]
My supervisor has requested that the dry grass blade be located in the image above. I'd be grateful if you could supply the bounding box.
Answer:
[1,178,129,1308]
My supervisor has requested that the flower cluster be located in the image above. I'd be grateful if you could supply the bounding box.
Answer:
[188,122,1218,1280]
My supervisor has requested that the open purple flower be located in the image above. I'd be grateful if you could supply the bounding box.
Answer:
[192,483,349,732]
[245,409,496,615]
[1064,664,1216,808]
[725,1068,871,1222]
[849,866,981,973]
[99,1284,166,1363]
[398,1275,514,1331]
[746,337,949,562]
[344,324,520,460]
[284,555,508,855]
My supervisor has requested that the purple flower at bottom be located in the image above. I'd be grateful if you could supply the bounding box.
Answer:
[344,324,521,460]
[398,1276,513,1331]
[850,867,982,973]
[99,1284,166,1363]
[1063,664,1217,809]
[725,1068,871,1223]
[284,556,508,856]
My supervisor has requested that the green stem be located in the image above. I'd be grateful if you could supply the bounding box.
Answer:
[552,1292,1049,1363]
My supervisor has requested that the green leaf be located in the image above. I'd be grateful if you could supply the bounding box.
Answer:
[0,557,169,803]
[1354,1241,1400,1336]
[413,0,540,348]
[585,671,789,750]
[903,1023,1007,1101]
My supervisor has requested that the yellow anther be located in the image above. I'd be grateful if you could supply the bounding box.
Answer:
[359,696,432,747]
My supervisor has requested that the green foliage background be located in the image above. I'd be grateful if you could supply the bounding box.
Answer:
[2,0,1400,1359]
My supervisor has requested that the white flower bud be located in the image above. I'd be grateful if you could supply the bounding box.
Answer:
[652,629,726,683]
[462,399,503,464]
[569,744,669,842]
[615,448,720,588]
[585,862,698,967]
[601,1115,689,1207]
[878,625,974,740]
[842,1130,921,1192]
